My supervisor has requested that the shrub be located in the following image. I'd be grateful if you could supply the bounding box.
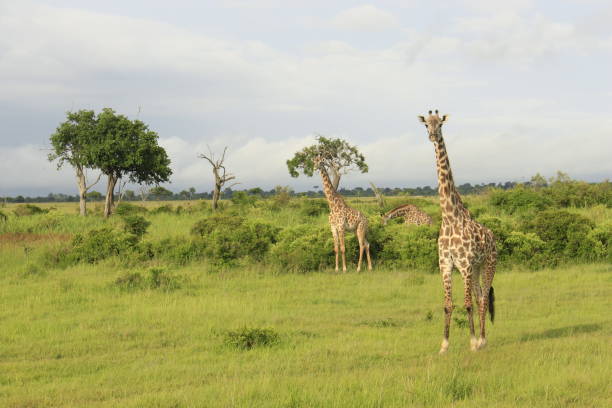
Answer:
[489,187,553,214]
[192,215,279,265]
[147,268,183,291]
[13,204,48,217]
[224,327,280,350]
[299,199,328,217]
[141,238,205,266]
[114,268,184,291]
[522,210,601,264]
[66,228,136,264]
[505,231,547,269]
[0,210,7,222]
[115,202,148,216]
[231,191,257,207]
[376,224,439,272]
[150,204,174,214]
[269,225,336,272]
[114,272,145,291]
[122,215,151,241]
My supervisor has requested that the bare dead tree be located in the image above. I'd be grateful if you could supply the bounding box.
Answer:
[369,181,386,209]
[115,178,129,205]
[198,146,238,210]
[138,184,151,202]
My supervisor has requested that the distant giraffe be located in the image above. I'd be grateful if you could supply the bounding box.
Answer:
[314,157,372,272]
[418,110,496,353]
[382,204,432,226]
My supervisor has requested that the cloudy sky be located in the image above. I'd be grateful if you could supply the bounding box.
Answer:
[1,0,611,196]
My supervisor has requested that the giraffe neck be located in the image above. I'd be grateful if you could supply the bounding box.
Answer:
[319,166,345,211]
[433,135,465,222]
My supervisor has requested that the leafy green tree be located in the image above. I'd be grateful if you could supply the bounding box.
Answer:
[48,110,102,216]
[93,108,172,217]
[286,135,368,191]
[150,186,174,200]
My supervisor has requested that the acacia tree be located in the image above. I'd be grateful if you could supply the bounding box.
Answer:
[48,110,101,216]
[93,108,172,217]
[286,135,368,191]
[198,146,237,210]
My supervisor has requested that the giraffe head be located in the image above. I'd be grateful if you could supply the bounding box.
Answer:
[312,155,324,170]
[418,109,449,142]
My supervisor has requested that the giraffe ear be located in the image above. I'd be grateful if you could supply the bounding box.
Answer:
[417,115,426,123]
[441,114,449,122]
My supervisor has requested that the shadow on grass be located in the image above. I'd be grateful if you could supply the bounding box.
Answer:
[520,323,602,342]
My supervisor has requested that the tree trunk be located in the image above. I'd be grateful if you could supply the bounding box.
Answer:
[212,181,221,210]
[104,174,118,218]
[330,167,341,191]
[76,167,87,216]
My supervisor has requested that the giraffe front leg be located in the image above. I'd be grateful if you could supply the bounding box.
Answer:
[439,258,453,354]
[356,223,366,272]
[338,228,347,273]
[331,227,340,272]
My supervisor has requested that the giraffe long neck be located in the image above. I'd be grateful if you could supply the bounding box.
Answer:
[433,135,465,222]
[319,166,345,210]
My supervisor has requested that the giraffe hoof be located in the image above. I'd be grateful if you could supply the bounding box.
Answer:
[470,337,479,351]
[477,338,487,350]
[439,339,449,354]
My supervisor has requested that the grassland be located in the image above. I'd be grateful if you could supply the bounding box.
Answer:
[0,198,610,407]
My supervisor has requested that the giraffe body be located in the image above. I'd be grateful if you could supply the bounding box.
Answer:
[382,204,432,226]
[315,158,372,272]
[418,110,497,353]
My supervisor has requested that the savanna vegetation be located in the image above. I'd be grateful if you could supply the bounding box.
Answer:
[0,178,610,406]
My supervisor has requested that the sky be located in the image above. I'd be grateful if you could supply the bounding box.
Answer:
[1,0,611,196]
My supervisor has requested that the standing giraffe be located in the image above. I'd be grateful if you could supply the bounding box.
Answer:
[418,110,496,353]
[382,204,432,226]
[314,157,372,272]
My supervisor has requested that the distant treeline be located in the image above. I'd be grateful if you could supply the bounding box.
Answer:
[3,175,610,204]
[2,181,522,203]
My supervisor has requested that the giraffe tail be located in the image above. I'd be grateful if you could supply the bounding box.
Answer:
[488,286,495,324]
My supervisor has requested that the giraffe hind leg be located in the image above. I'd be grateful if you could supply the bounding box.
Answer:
[331,227,340,272]
[478,253,496,349]
[439,258,453,354]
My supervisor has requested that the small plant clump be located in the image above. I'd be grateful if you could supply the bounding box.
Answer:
[224,327,280,350]
[122,215,151,241]
[13,204,49,217]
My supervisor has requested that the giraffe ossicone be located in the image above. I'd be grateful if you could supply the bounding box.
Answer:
[419,110,497,353]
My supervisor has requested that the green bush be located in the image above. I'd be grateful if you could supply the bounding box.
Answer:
[299,199,328,217]
[13,204,49,217]
[192,215,279,265]
[65,228,136,264]
[115,202,148,216]
[489,187,553,214]
[231,191,257,207]
[269,225,335,272]
[150,204,174,214]
[376,224,439,272]
[545,180,612,208]
[141,237,206,266]
[114,268,184,291]
[522,210,602,264]
[505,231,547,269]
[224,327,280,350]
[122,215,151,240]
[0,210,7,222]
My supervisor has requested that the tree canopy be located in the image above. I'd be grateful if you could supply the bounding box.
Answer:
[286,135,368,190]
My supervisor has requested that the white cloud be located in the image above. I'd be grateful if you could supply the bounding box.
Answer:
[332,5,399,32]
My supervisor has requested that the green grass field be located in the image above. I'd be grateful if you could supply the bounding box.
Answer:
[0,199,610,407]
